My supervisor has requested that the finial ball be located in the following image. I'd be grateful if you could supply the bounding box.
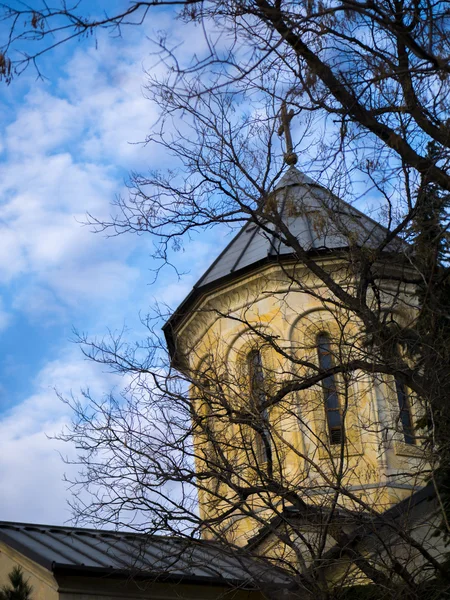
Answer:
[285,152,298,166]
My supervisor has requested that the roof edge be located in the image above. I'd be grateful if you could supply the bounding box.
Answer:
[52,563,273,589]
[163,247,405,369]
[0,530,54,571]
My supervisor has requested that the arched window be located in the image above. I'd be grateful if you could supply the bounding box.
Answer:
[248,349,270,463]
[317,333,344,445]
[198,375,213,447]
[201,377,213,430]
[395,379,415,445]
[198,374,222,493]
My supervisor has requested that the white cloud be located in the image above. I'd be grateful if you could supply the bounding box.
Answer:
[0,13,224,526]
[0,350,122,525]
[0,16,225,327]
[151,236,231,308]
[0,32,167,325]
[53,35,166,170]
[5,93,82,158]
[0,130,140,320]
[0,296,11,332]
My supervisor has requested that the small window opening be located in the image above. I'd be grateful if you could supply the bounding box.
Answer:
[248,350,270,463]
[200,378,215,447]
[395,379,415,445]
[317,333,344,446]
[200,377,221,492]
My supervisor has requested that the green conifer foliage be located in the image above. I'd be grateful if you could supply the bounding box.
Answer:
[0,566,33,600]
[413,142,450,530]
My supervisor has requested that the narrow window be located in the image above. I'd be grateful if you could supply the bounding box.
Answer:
[201,378,212,434]
[317,333,344,445]
[248,350,270,463]
[395,379,415,445]
[199,377,214,451]
[200,377,221,493]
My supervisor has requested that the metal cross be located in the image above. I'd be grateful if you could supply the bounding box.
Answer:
[278,100,298,166]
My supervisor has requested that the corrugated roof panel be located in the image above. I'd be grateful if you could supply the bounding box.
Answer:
[62,532,133,568]
[32,530,110,567]
[138,538,202,574]
[0,527,63,566]
[0,521,287,585]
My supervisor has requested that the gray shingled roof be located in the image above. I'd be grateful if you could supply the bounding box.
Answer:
[196,167,393,288]
[0,521,288,586]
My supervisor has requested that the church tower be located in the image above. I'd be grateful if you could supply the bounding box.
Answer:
[163,166,426,551]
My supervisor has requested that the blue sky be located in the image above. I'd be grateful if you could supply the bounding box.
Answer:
[0,1,396,527]
[0,2,227,525]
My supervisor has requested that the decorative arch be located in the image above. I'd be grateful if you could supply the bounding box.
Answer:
[290,307,363,457]
[224,325,286,473]
[366,309,421,455]
[288,306,337,342]
[224,323,278,365]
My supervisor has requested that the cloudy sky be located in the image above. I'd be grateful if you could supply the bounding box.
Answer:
[0,1,226,525]
[0,0,390,528]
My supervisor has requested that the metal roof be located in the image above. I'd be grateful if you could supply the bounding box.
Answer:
[246,484,436,552]
[196,166,395,288]
[0,521,287,586]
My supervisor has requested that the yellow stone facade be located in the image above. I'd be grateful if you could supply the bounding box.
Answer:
[0,541,58,600]
[171,258,427,548]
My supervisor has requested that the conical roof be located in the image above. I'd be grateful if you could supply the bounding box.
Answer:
[163,166,401,363]
[195,167,393,288]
